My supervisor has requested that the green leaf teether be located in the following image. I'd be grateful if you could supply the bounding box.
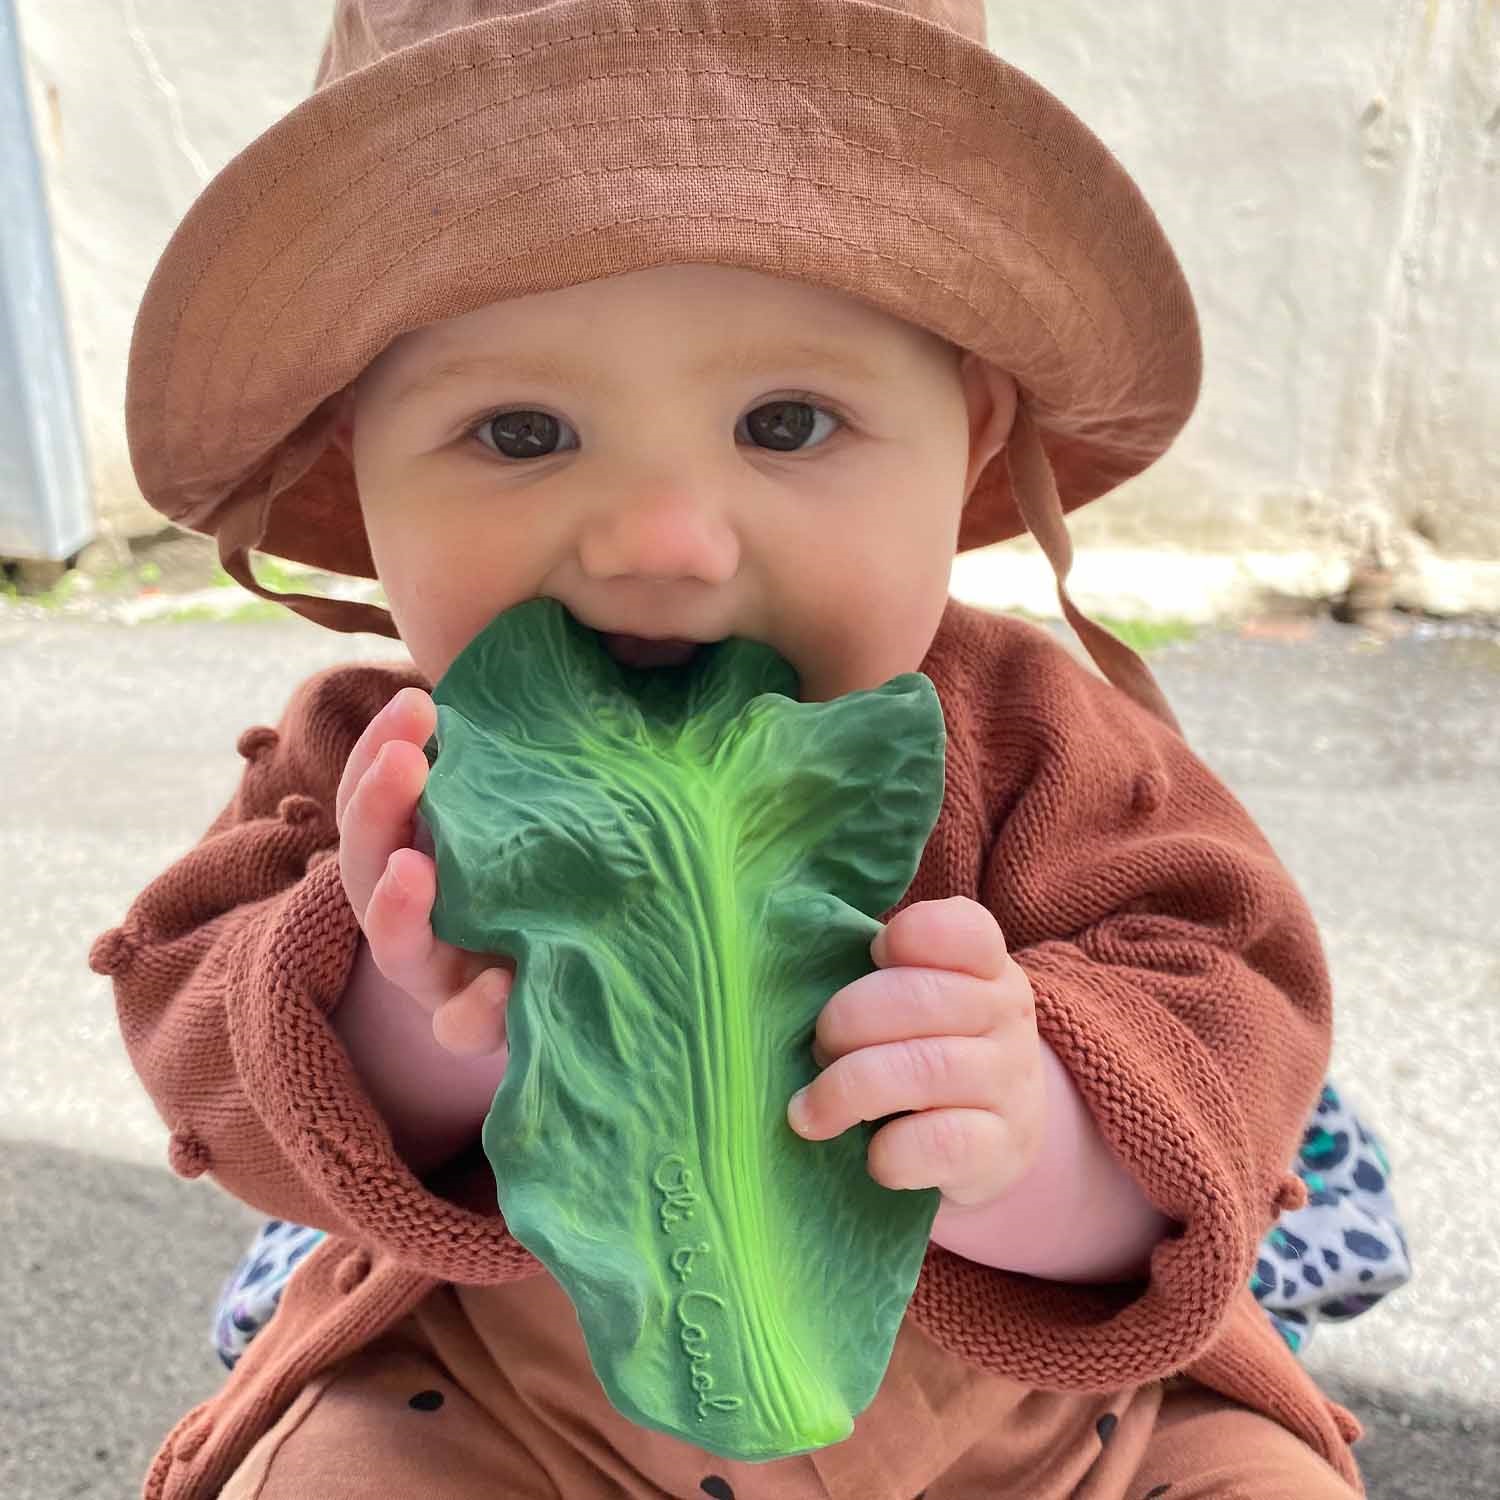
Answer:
[417,597,947,1461]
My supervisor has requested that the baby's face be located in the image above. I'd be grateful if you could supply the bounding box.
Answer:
[346,264,1015,700]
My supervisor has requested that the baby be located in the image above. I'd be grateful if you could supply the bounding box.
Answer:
[94,1,1387,1496]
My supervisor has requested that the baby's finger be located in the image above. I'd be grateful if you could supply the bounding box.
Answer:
[335,687,436,832]
[812,966,1005,1068]
[431,967,513,1056]
[339,739,431,920]
[788,1035,1010,1142]
[870,897,1008,982]
[866,1108,1013,1201]
[361,846,456,1010]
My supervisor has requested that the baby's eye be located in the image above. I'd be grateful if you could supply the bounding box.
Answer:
[471,397,843,462]
[475,409,579,461]
[737,398,843,453]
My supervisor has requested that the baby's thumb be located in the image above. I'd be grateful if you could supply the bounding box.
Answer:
[431,966,512,1056]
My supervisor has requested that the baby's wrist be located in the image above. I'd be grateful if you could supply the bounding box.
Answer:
[930,1040,1169,1281]
[333,934,508,1175]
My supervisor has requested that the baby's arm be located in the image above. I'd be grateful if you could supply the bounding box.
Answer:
[928,1034,1171,1281]
[331,936,508,1175]
[91,664,406,1225]
[90,665,529,1272]
[901,620,1332,1386]
[793,889,1171,1283]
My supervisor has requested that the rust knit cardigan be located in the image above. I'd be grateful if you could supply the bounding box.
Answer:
[91,598,1364,1498]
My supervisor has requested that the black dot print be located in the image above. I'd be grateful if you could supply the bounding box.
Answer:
[1096,1411,1119,1444]
[408,1389,445,1412]
[700,1479,735,1500]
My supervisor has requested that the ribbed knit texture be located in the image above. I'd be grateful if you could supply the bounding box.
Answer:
[93,598,1362,1497]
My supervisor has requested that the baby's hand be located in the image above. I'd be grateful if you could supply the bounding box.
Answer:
[336,686,513,1056]
[787,896,1044,1212]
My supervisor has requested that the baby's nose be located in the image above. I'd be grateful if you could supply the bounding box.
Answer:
[577,495,739,585]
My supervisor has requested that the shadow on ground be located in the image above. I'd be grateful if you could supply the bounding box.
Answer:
[2,1142,258,1499]
[4,1141,1495,1499]
[1313,1373,1499,1500]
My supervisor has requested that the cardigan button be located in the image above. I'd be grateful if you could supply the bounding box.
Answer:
[1329,1401,1364,1443]
[278,794,324,827]
[167,1130,212,1179]
[88,927,136,977]
[172,1413,212,1461]
[1272,1172,1308,1213]
[236,726,280,760]
[335,1249,372,1293]
[1130,769,1167,817]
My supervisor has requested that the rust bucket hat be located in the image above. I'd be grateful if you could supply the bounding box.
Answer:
[125,0,1200,730]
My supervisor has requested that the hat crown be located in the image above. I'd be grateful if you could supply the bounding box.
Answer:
[314,0,986,88]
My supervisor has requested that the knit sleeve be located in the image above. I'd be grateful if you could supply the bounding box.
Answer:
[88,661,537,1284]
[909,622,1331,1390]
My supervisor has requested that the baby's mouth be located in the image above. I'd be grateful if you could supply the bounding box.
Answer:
[599,633,703,669]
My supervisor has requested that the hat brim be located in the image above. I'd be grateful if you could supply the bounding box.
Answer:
[127,0,1200,580]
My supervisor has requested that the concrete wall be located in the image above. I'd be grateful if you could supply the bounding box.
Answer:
[962,0,1500,615]
[14,0,1500,613]
[15,0,330,540]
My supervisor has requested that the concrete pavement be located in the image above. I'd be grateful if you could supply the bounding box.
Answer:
[3,606,1497,1498]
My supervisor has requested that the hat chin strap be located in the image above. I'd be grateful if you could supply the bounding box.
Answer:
[217,488,402,640]
[1005,401,1183,738]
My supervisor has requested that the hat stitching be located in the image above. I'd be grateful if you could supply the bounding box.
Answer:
[154,26,1140,454]
[151,25,1030,445]
[293,26,1086,190]
[193,124,1130,474]
[200,92,1123,466]
[232,212,1073,494]
[221,153,1106,459]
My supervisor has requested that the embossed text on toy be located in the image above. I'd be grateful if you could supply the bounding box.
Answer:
[652,1154,745,1420]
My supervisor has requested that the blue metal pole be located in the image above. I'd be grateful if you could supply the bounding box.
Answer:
[0,0,93,562]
